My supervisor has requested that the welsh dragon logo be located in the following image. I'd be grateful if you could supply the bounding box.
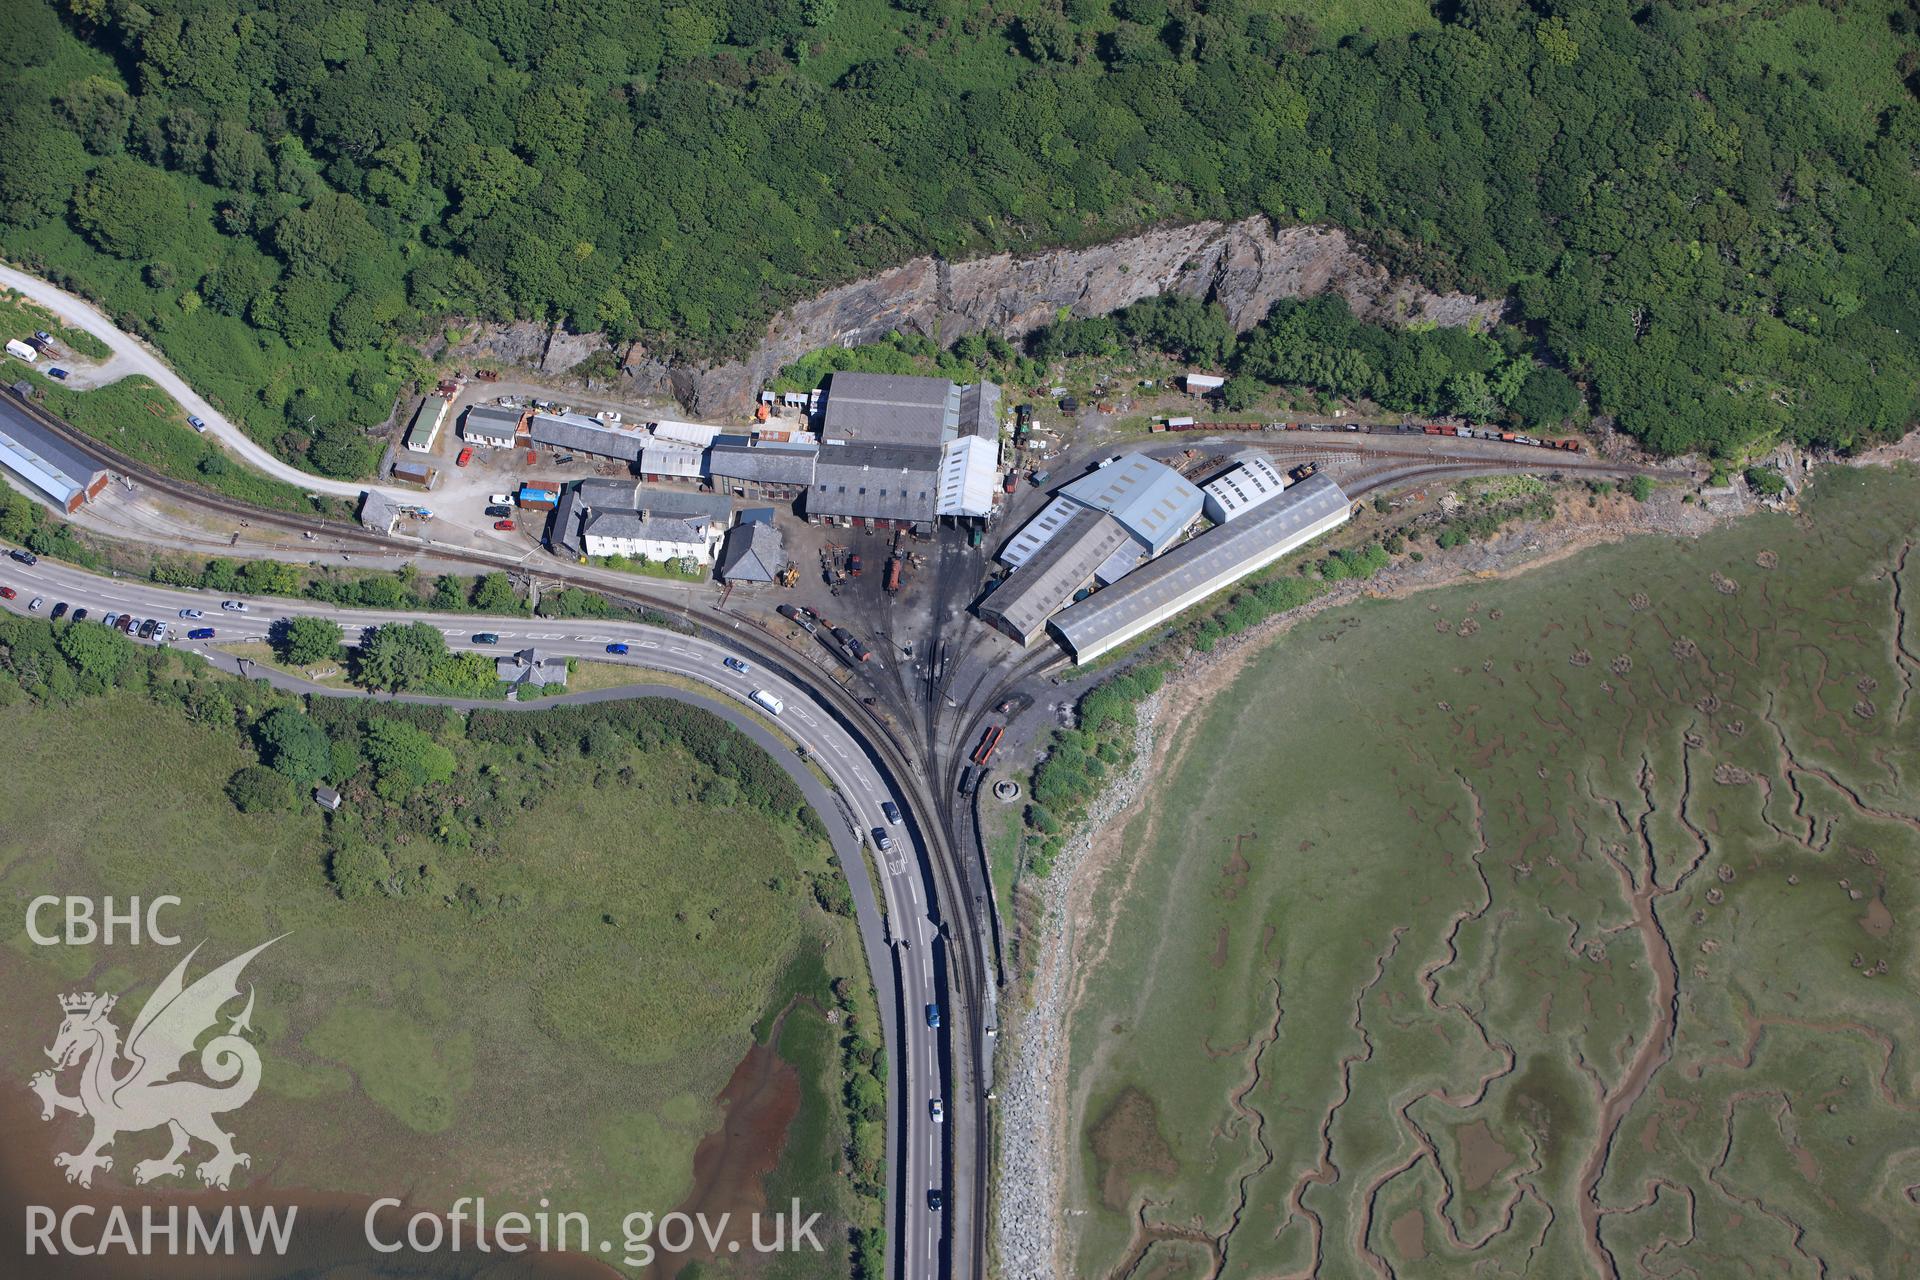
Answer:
[28,938,279,1190]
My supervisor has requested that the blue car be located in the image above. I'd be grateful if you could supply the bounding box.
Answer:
[48,368,69,381]
[925,1003,941,1029]
[606,642,629,655]
[187,627,215,640]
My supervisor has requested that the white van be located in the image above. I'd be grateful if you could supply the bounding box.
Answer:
[749,689,784,717]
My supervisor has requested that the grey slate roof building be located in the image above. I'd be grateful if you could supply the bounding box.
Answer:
[529,412,647,461]
[549,482,732,558]
[821,372,955,445]
[549,485,586,555]
[717,520,786,583]
[809,443,940,524]
[708,440,819,491]
[809,371,1002,524]
[1049,472,1352,663]
[977,508,1132,645]
[497,648,569,690]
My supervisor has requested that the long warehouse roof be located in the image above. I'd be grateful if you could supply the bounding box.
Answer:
[0,402,108,508]
[1049,472,1351,662]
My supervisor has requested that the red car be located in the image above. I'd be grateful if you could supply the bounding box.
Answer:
[456,447,473,467]
[493,519,516,531]
[0,586,14,600]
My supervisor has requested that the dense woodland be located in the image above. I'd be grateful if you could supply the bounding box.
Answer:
[3,0,1918,468]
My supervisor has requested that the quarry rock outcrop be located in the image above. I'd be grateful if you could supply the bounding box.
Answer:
[452,217,1505,416]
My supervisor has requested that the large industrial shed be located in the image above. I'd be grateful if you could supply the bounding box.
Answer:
[977,507,1133,645]
[1056,453,1203,556]
[809,371,1000,527]
[0,409,110,512]
[1049,472,1352,663]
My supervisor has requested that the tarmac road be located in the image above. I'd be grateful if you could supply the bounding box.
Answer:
[0,553,953,1279]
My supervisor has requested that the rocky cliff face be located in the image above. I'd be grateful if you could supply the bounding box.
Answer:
[453,217,1503,416]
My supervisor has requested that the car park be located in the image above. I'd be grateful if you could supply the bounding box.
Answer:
[456,447,473,467]
[188,627,215,640]
[48,367,68,381]
[882,800,902,824]
[873,827,894,852]
[49,602,67,619]
[723,656,750,675]
[188,416,208,432]
[10,548,36,565]
[493,519,515,531]
[473,633,500,645]
[221,600,247,612]
[179,608,204,619]
[929,1099,944,1124]
[71,608,87,621]
[484,504,512,518]
[27,596,43,610]
[0,586,13,600]
[606,642,629,655]
[925,1003,940,1028]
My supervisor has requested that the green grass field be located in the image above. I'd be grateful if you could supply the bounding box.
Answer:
[0,692,869,1275]
[1062,465,1920,1276]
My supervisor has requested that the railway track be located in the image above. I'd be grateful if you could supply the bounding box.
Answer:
[19,388,1668,1280]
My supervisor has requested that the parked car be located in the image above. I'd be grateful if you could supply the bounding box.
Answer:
[0,586,13,600]
[488,493,512,506]
[48,367,68,381]
[221,600,248,612]
[873,827,894,853]
[929,1098,944,1124]
[188,416,208,432]
[925,1003,941,1029]
[118,615,136,633]
[179,608,204,619]
[456,447,473,467]
[492,519,515,531]
[472,633,500,645]
[9,548,36,565]
[137,619,158,638]
[847,553,862,576]
[27,596,43,611]
[70,607,87,621]
[101,612,118,628]
[882,800,902,825]
[605,642,630,655]
[484,504,512,518]
[187,627,215,640]
[34,330,52,343]
[49,602,67,619]
[150,621,167,641]
[723,656,750,675]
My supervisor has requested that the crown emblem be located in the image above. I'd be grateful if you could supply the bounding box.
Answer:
[59,992,99,1013]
